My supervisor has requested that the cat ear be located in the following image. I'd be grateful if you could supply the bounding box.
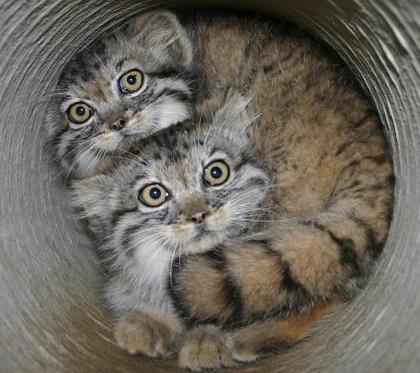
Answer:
[212,89,258,139]
[128,11,193,68]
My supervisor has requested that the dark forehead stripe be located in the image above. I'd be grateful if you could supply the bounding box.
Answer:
[234,152,260,172]
[115,58,126,71]
[209,147,220,158]
[208,146,235,161]
[148,68,182,80]
[154,88,191,103]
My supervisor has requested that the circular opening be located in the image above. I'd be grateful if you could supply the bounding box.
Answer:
[1,1,419,372]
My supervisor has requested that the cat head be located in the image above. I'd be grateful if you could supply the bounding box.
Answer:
[72,92,270,256]
[46,11,195,178]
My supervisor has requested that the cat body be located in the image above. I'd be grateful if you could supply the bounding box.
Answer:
[71,93,271,360]
[69,11,394,371]
[166,12,394,369]
[45,11,195,179]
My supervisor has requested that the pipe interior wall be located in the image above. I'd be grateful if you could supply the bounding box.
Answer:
[0,0,419,371]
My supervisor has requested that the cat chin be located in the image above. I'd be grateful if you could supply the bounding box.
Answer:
[120,126,154,139]
[180,230,232,255]
[94,132,125,152]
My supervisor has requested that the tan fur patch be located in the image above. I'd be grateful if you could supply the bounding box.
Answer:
[176,256,233,322]
[114,311,182,358]
[272,226,346,297]
[225,244,286,317]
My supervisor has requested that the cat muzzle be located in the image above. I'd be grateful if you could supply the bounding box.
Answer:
[191,211,207,224]
[110,118,126,131]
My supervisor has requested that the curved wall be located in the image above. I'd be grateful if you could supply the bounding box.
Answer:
[0,0,419,371]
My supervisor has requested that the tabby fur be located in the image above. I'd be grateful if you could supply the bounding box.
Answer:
[168,12,394,370]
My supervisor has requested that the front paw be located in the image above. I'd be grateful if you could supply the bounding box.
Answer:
[230,342,261,364]
[114,312,181,359]
[178,325,238,371]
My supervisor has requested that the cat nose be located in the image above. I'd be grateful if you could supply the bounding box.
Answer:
[110,118,126,131]
[191,211,207,224]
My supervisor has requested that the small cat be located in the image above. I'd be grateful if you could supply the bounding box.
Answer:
[166,12,395,369]
[71,93,270,363]
[45,11,195,179]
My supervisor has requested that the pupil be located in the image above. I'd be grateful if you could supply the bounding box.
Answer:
[211,167,223,179]
[149,187,161,200]
[76,106,85,116]
[127,75,136,85]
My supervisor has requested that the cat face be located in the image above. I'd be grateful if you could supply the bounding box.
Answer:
[46,11,195,178]
[73,93,270,256]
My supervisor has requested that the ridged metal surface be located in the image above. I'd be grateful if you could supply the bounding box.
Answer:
[0,0,419,371]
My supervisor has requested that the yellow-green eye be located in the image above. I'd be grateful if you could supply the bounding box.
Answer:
[118,69,144,94]
[204,160,230,186]
[139,184,169,207]
[66,102,93,124]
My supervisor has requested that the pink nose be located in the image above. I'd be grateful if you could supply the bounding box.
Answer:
[191,212,207,224]
[110,118,126,131]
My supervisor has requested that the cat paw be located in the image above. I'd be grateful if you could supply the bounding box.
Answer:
[114,312,181,359]
[231,344,261,363]
[178,325,239,371]
[226,328,263,364]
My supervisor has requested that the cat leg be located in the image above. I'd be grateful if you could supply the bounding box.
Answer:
[228,299,342,363]
[114,309,183,359]
[178,324,238,371]
[170,220,381,325]
[175,298,341,369]
[170,241,316,325]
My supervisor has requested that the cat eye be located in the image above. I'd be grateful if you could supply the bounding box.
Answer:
[66,102,93,124]
[204,160,230,186]
[139,183,169,207]
[118,69,144,94]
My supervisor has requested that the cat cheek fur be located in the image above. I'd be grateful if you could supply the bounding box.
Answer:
[129,97,191,137]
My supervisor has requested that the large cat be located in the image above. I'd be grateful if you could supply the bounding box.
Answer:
[45,11,195,179]
[71,93,271,365]
[166,12,394,369]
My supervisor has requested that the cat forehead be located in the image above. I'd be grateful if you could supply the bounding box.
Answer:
[127,132,235,182]
[63,59,132,99]
[154,157,202,184]
[60,38,159,100]
[143,144,207,177]
[68,76,112,103]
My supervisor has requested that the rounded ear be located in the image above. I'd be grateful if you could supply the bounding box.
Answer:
[127,11,193,68]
